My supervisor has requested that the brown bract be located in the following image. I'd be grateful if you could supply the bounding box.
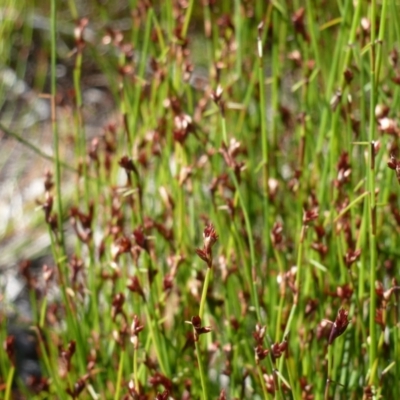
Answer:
[328,308,350,345]
[196,223,218,268]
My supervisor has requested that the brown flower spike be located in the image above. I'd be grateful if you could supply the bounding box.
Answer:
[190,315,212,341]
[328,308,350,345]
[195,223,218,268]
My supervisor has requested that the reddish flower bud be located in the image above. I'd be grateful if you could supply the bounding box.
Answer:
[255,345,269,362]
[303,208,319,225]
[271,222,283,247]
[4,335,15,366]
[189,316,212,341]
[328,308,349,345]
[127,276,145,300]
[111,293,126,322]
[196,223,218,267]
[203,223,218,252]
[132,226,149,252]
[130,315,144,349]
[155,390,170,400]
[344,249,361,267]
[271,337,288,361]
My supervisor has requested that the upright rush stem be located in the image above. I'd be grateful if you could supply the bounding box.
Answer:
[368,0,378,388]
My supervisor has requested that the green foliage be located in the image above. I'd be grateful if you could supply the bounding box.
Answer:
[1,0,399,399]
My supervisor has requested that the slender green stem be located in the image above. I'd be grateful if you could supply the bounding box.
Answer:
[114,348,125,400]
[144,305,169,376]
[368,0,378,387]
[199,267,212,320]
[181,0,194,38]
[257,364,270,400]
[4,365,15,400]
[220,114,262,322]
[195,340,208,400]
[258,22,270,256]
[195,256,214,399]
[50,0,65,251]
[316,0,353,154]
[375,0,388,84]
[128,7,154,144]
[324,345,333,400]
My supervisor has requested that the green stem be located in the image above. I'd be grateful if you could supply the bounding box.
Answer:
[199,267,212,320]
[50,0,65,252]
[181,0,194,38]
[257,364,270,400]
[316,0,354,154]
[258,22,270,256]
[129,7,153,144]
[195,340,208,400]
[368,0,378,387]
[144,304,169,376]
[114,348,125,400]
[220,114,262,322]
[324,345,333,400]
[195,259,214,398]
[4,365,15,400]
